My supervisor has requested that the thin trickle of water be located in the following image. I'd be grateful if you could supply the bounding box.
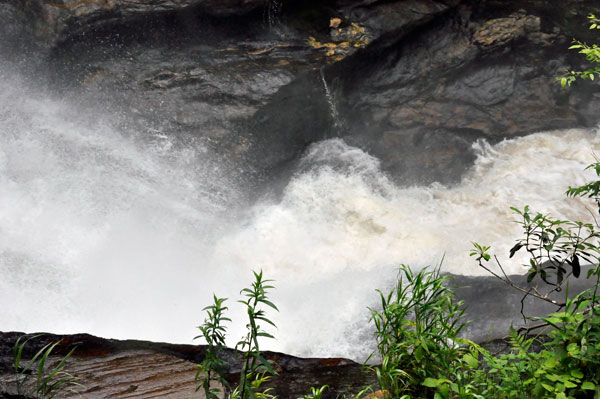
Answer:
[320,67,344,135]
[265,0,282,30]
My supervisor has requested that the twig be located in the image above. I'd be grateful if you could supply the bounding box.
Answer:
[478,260,566,308]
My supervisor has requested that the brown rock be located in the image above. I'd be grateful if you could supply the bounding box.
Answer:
[0,332,374,399]
[473,12,540,48]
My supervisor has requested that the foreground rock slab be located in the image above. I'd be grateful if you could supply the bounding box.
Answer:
[0,332,373,399]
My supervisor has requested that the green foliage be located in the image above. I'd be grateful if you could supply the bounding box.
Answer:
[12,335,82,399]
[469,243,490,262]
[462,302,600,399]
[366,265,468,398]
[530,288,600,398]
[195,295,231,399]
[389,135,600,398]
[297,385,328,399]
[197,270,280,399]
[230,372,276,399]
[235,270,279,399]
[567,162,600,211]
[467,159,600,398]
[560,15,600,87]
[507,205,597,285]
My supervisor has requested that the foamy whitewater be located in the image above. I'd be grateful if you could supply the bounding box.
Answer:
[1,66,599,361]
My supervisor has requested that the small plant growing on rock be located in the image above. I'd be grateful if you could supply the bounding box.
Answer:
[235,270,279,399]
[298,385,328,399]
[195,295,231,399]
[12,334,82,399]
[196,270,278,399]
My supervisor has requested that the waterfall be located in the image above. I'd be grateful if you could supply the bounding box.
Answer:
[265,0,282,30]
[211,130,600,358]
[2,51,600,361]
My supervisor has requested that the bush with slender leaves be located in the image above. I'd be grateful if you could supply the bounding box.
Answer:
[469,141,600,398]
[298,385,328,399]
[366,264,468,398]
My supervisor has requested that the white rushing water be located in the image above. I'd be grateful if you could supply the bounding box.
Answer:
[1,66,600,361]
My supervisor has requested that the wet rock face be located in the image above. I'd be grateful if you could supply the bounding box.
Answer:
[3,0,600,186]
[330,5,600,184]
[339,0,461,40]
[50,23,314,154]
[0,3,37,62]
[15,0,265,51]
[232,0,600,185]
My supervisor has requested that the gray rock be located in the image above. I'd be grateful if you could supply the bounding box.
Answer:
[14,0,265,51]
[328,4,600,184]
[3,0,600,186]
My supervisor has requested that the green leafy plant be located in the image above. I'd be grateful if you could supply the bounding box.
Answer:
[465,320,600,399]
[469,159,600,399]
[195,295,231,399]
[533,287,600,398]
[12,335,82,399]
[231,372,276,399]
[235,270,279,399]
[366,264,468,398]
[560,14,600,87]
[567,162,600,209]
[198,271,279,399]
[471,203,600,321]
[298,385,328,399]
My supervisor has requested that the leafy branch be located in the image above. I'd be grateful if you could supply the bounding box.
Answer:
[559,14,600,87]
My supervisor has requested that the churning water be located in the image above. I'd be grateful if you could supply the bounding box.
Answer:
[2,63,600,361]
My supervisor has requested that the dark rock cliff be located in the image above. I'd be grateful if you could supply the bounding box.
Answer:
[253,0,600,184]
[2,0,598,185]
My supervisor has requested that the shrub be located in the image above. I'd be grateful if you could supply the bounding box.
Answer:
[366,264,468,398]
